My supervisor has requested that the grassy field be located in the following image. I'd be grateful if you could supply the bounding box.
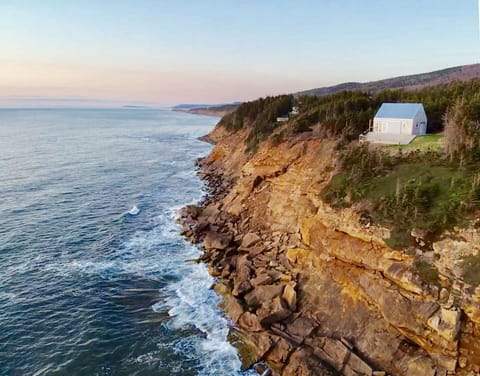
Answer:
[384,134,444,153]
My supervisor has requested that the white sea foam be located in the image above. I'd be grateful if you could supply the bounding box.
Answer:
[127,205,140,216]
[160,246,252,376]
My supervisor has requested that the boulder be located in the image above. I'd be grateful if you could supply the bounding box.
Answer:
[232,280,253,297]
[203,231,232,250]
[183,204,203,219]
[223,296,244,322]
[426,307,462,342]
[251,273,273,287]
[343,351,373,376]
[232,255,253,297]
[257,296,292,326]
[282,282,297,311]
[241,232,261,249]
[246,245,266,257]
[309,337,349,371]
[239,312,263,332]
[286,316,318,339]
[244,284,285,308]
[282,348,336,376]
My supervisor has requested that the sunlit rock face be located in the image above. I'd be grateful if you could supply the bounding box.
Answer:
[181,122,480,375]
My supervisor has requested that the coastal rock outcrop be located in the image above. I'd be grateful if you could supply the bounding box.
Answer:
[180,124,480,375]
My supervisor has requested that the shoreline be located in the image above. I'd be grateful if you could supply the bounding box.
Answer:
[173,108,231,118]
[178,154,376,376]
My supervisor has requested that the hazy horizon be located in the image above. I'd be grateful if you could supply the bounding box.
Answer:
[1,0,479,106]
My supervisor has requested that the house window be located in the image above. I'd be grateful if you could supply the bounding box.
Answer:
[415,123,419,128]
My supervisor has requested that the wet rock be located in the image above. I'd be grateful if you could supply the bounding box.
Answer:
[183,204,203,219]
[232,255,253,297]
[239,312,263,332]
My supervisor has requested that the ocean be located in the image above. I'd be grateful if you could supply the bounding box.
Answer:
[0,108,253,376]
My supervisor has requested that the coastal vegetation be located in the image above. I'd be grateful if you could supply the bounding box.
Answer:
[219,95,293,151]
[220,79,480,147]
[321,142,480,248]
[217,79,480,248]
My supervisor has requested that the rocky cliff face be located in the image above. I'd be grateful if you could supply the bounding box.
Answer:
[180,125,480,376]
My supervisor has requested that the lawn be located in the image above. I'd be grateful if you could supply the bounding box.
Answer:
[384,134,444,153]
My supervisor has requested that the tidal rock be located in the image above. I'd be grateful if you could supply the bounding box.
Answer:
[183,204,203,219]
[232,255,253,297]
[239,312,263,332]
[227,297,245,322]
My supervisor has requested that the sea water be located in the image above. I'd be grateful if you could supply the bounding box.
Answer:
[0,108,254,375]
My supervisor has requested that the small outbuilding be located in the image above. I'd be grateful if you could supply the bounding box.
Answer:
[363,103,428,144]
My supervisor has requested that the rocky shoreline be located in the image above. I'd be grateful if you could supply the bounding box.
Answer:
[176,114,480,375]
[179,157,384,376]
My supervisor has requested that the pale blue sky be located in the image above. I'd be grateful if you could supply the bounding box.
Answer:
[0,0,478,105]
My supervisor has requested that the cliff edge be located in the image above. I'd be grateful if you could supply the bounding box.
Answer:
[180,93,480,375]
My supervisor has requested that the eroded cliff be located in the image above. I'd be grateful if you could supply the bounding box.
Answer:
[180,124,480,376]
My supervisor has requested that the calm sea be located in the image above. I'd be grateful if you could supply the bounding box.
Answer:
[0,108,253,376]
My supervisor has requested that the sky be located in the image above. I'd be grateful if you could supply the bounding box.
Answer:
[0,0,479,106]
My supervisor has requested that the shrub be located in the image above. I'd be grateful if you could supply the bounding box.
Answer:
[414,259,440,286]
[462,254,480,286]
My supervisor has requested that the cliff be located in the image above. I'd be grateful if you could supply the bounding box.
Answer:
[180,122,480,375]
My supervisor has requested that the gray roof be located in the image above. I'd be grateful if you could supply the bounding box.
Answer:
[375,103,424,119]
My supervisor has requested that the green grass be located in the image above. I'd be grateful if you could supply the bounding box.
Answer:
[321,145,480,248]
[362,163,473,239]
[362,163,469,202]
[384,134,444,153]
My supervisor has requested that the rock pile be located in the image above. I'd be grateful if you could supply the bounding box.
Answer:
[178,157,382,376]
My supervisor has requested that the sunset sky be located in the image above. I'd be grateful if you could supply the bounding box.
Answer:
[1,0,478,106]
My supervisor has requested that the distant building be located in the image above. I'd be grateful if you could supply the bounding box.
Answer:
[289,106,299,116]
[276,116,289,122]
[362,103,428,144]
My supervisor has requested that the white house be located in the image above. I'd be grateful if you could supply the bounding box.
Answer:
[289,106,299,116]
[363,103,428,144]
